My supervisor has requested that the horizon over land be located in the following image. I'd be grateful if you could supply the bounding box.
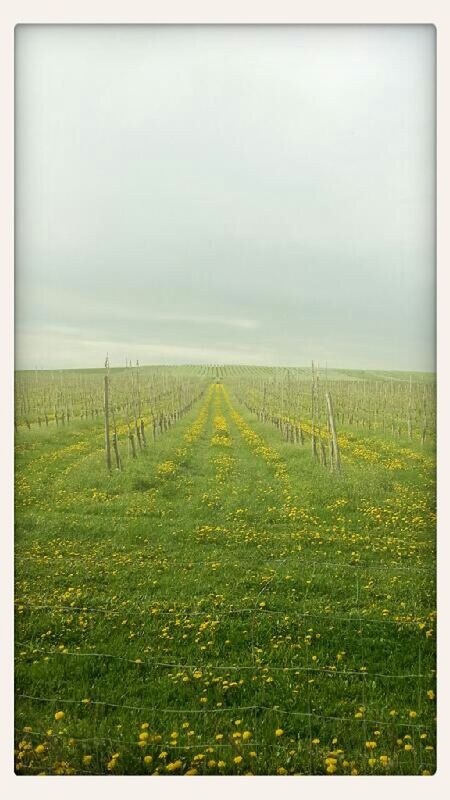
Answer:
[14,362,437,379]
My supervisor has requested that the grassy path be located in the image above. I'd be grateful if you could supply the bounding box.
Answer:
[15,383,436,775]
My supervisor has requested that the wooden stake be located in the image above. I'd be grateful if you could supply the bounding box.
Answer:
[104,357,112,472]
[311,361,317,460]
[326,391,341,473]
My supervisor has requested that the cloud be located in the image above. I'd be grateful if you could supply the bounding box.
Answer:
[15,25,435,371]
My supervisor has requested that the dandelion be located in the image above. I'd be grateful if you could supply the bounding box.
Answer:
[218,760,226,768]
[275,728,284,737]
[427,690,435,700]
[242,731,252,741]
[409,711,417,718]
[54,711,65,721]
[365,741,377,750]
[234,756,243,765]
[82,755,93,766]
[278,767,288,775]
[379,755,389,765]
[35,745,45,754]
[166,760,182,772]
[143,755,153,765]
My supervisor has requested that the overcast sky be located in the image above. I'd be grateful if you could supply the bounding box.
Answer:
[15,25,435,371]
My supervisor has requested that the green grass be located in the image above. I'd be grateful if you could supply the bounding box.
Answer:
[15,382,436,776]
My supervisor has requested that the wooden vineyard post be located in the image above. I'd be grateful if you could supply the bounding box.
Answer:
[140,419,147,447]
[104,356,112,472]
[407,375,413,440]
[316,368,327,466]
[421,395,427,446]
[311,361,317,460]
[111,408,122,471]
[326,391,341,474]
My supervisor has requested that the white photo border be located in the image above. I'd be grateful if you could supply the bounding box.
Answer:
[1,3,448,799]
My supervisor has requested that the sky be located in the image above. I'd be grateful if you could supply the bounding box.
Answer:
[15,25,436,371]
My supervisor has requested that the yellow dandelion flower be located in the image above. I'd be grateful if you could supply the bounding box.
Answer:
[275,728,284,737]
[166,760,182,772]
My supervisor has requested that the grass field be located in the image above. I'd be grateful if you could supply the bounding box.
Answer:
[14,373,436,776]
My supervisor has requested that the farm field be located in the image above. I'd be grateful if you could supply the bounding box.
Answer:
[14,366,436,776]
